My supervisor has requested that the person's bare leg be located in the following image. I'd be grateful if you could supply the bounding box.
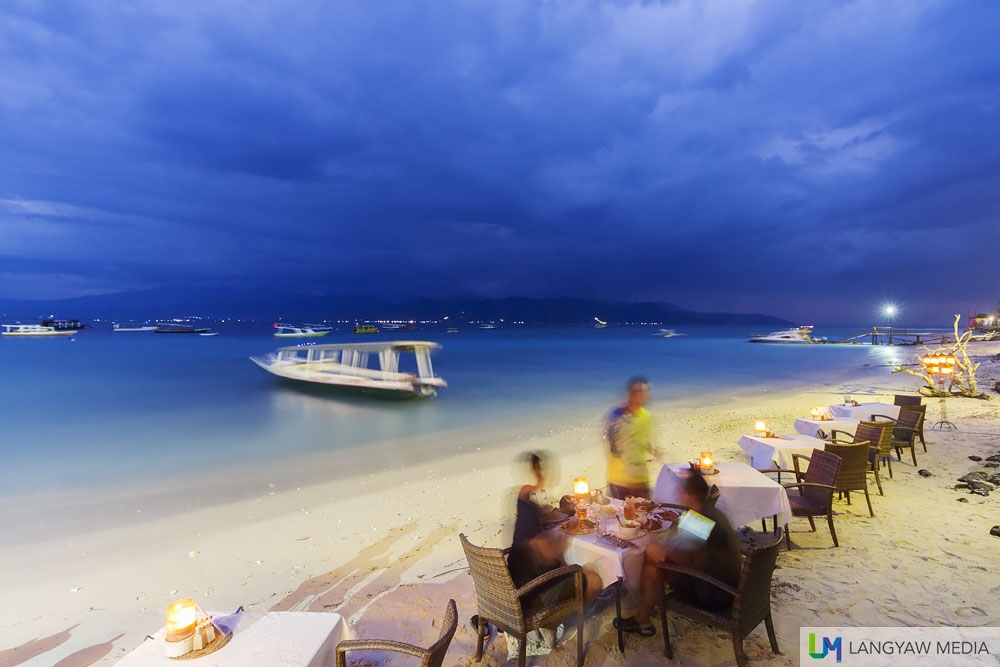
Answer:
[583,569,603,605]
[635,542,667,625]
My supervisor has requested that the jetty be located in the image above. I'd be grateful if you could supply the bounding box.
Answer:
[843,327,951,346]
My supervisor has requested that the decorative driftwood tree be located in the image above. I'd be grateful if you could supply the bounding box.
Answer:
[890,315,990,398]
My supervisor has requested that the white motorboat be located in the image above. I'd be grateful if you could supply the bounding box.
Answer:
[273,323,331,338]
[2,324,76,337]
[478,323,498,329]
[653,329,686,338]
[113,322,157,332]
[251,340,447,398]
[749,327,815,344]
[382,323,415,331]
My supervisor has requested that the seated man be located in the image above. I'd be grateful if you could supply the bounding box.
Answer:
[508,452,603,613]
[618,470,741,637]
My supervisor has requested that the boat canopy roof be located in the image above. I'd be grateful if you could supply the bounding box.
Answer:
[276,340,441,354]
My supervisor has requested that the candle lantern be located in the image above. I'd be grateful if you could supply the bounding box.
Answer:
[163,597,223,658]
[699,452,714,472]
[810,406,823,420]
[573,477,589,519]
[754,421,769,437]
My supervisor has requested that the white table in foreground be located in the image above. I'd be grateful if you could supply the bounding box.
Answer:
[115,610,351,667]
[737,433,824,470]
[829,402,899,420]
[793,418,860,439]
[652,462,792,528]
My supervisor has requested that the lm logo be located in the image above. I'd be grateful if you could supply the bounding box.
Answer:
[809,633,843,662]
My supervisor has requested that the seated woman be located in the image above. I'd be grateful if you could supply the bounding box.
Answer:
[508,452,603,614]
[618,469,741,637]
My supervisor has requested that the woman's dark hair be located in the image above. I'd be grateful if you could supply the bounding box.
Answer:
[684,469,710,499]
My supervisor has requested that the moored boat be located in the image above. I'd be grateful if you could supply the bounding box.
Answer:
[113,322,157,332]
[749,326,815,344]
[273,323,331,338]
[154,322,210,334]
[2,324,76,337]
[41,319,88,331]
[593,317,608,329]
[382,323,415,331]
[251,340,447,398]
[653,329,687,338]
[353,324,379,334]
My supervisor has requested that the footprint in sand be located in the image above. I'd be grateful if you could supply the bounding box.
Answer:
[955,606,988,620]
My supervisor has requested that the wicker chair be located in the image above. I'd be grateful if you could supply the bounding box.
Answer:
[893,394,922,407]
[822,441,874,517]
[762,449,841,549]
[871,409,922,466]
[657,529,783,666]
[899,404,928,452]
[336,598,457,667]
[827,420,893,493]
[459,534,585,667]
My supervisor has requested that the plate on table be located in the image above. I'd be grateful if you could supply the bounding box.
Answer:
[539,508,569,525]
[613,527,647,540]
[640,517,671,533]
[560,519,597,536]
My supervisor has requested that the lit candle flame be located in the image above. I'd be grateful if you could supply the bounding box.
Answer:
[573,477,589,495]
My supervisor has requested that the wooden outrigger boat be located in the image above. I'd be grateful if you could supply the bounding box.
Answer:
[250,341,447,398]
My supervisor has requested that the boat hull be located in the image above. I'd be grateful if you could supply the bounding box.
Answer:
[250,356,444,398]
[2,330,75,337]
[748,338,813,344]
[274,332,330,338]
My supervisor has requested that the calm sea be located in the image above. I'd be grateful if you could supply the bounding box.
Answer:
[0,324,909,499]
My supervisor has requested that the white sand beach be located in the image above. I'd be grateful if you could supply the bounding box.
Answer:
[2,343,999,666]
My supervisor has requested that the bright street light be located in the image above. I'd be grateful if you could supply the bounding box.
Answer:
[883,304,897,328]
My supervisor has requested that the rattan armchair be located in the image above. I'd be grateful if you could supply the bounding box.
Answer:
[899,404,928,452]
[871,409,922,466]
[827,420,892,492]
[761,448,841,549]
[893,394,922,407]
[336,598,457,667]
[822,441,874,516]
[657,529,783,667]
[459,534,585,667]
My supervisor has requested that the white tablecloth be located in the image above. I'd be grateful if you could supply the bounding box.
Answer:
[652,462,792,528]
[737,433,824,470]
[828,402,900,421]
[792,418,860,439]
[115,610,352,667]
[563,528,651,593]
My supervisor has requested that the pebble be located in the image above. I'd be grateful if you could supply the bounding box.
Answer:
[957,498,969,503]
[958,472,988,484]
[918,469,932,477]
[969,456,983,462]
[986,462,1000,469]
[986,455,1000,462]
[991,526,1000,538]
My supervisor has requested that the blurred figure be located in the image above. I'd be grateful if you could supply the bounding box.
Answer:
[509,452,603,617]
[604,376,655,499]
[618,470,741,637]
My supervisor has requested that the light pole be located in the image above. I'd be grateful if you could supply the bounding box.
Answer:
[883,304,897,344]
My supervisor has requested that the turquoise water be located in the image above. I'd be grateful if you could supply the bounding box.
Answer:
[0,324,903,497]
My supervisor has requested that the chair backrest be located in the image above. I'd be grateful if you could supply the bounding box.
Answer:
[802,448,841,503]
[894,394,922,407]
[857,421,892,458]
[707,484,721,508]
[423,599,458,667]
[733,528,783,630]
[459,534,524,634]
[823,441,869,491]
[893,408,922,443]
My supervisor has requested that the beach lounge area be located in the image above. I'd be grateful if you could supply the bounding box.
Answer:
[1,338,997,666]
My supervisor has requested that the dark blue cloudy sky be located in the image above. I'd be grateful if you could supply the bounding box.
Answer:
[1,0,998,324]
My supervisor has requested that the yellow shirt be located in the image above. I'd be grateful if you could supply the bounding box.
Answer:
[605,406,653,487]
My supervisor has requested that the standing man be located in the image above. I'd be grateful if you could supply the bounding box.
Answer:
[604,376,655,499]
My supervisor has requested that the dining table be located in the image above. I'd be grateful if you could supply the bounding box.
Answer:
[792,417,860,439]
[561,499,671,655]
[115,609,352,667]
[652,462,792,529]
[828,402,900,421]
[737,432,825,470]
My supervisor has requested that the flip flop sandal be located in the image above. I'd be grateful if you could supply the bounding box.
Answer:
[469,615,496,639]
[613,616,656,637]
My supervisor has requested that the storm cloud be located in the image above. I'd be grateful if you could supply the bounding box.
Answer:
[1,0,998,323]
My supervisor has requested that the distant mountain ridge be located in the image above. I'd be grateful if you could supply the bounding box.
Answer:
[0,288,792,325]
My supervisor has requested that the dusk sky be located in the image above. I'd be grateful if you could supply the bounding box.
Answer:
[1,1,998,324]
